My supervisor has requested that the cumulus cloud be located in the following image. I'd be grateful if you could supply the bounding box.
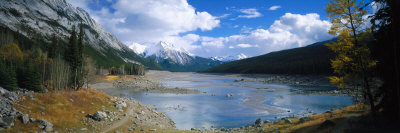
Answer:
[269,5,281,11]
[68,0,220,49]
[238,8,262,18]
[193,13,333,57]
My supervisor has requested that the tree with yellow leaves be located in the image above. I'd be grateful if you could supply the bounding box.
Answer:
[325,0,378,115]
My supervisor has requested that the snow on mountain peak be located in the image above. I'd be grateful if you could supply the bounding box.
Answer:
[138,41,194,65]
[211,53,248,62]
[237,53,248,60]
[128,43,147,55]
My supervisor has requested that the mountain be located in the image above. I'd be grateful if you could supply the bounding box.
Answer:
[129,41,221,72]
[201,39,336,75]
[0,0,160,69]
[211,53,248,62]
[144,41,194,65]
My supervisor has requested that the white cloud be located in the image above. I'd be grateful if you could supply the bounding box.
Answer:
[193,13,333,57]
[68,0,220,47]
[236,43,255,48]
[238,8,262,18]
[269,5,281,11]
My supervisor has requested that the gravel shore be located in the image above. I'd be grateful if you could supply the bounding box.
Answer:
[111,76,201,94]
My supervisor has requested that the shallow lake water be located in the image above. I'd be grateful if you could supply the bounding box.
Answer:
[103,71,354,130]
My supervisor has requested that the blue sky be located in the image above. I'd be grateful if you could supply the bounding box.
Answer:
[67,0,343,58]
[188,0,331,37]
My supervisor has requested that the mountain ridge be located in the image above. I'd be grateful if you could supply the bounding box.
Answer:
[0,0,160,69]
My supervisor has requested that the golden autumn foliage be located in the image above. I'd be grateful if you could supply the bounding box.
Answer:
[0,43,23,63]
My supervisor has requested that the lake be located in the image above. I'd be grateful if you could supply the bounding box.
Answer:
[102,71,354,130]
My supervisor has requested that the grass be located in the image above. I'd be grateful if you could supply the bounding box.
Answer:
[263,104,369,133]
[90,75,139,83]
[5,88,118,132]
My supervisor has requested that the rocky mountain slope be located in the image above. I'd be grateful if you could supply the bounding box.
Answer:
[0,0,159,68]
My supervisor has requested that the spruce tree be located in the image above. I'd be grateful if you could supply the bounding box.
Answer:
[48,34,57,58]
[65,25,78,89]
[25,59,42,92]
[77,23,85,89]
[0,61,18,91]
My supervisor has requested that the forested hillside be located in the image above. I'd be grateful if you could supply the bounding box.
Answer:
[201,39,336,75]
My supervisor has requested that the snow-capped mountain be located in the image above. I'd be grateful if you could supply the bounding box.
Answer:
[211,53,248,62]
[0,0,148,65]
[128,42,147,55]
[129,41,220,71]
[143,41,194,65]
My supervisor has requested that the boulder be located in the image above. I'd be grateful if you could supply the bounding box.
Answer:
[255,118,263,127]
[283,118,292,124]
[90,111,108,121]
[38,119,53,131]
[115,101,127,111]
[19,114,29,124]
[226,94,233,97]
[0,87,7,95]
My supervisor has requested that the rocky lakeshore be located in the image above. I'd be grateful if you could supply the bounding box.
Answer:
[83,96,176,133]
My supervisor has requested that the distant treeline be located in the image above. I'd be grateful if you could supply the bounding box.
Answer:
[201,40,336,75]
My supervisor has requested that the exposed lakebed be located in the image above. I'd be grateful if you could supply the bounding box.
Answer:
[100,71,354,130]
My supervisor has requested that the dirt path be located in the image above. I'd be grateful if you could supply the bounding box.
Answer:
[101,101,135,133]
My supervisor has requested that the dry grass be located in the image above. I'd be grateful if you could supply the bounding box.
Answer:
[6,88,117,132]
[263,104,369,133]
[90,75,138,83]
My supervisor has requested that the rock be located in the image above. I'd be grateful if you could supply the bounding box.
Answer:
[226,94,233,97]
[318,120,335,129]
[39,106,46,110]
[0,116,15,129]
[41,112,45,115]
[283,118,292,124]
[30,118,36,122]
[149,129,156,131]
[264,120,271,123]
[81,128,87,131]
[140,128,145,131]
[90,111,108,121]
[191,128,196,131]
[114,131,123,133]
[255,118,263,127]
[115,100,127,111]
[220,128,227,131]
[38,119,53,131]
[0,87,7,95]
[19,114,29,124]
[128,127,136,131]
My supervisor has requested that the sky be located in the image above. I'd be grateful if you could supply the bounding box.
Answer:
[67,0,339,58]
